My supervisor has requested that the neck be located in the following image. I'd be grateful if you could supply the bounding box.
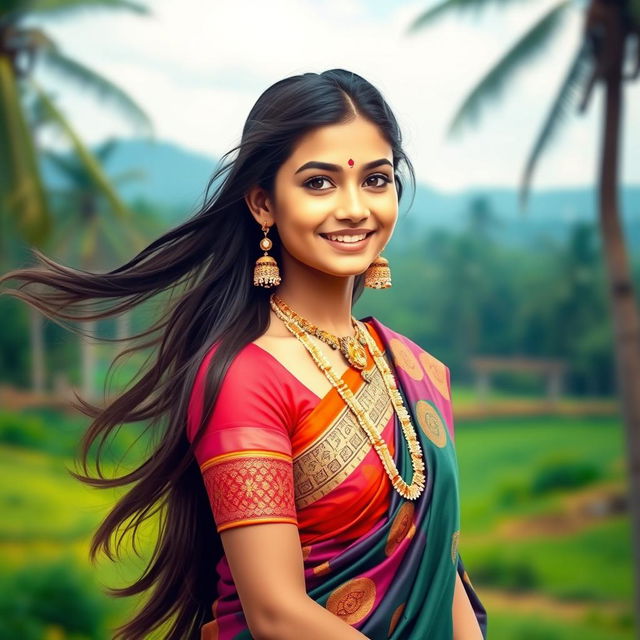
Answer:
[271,254,358,337]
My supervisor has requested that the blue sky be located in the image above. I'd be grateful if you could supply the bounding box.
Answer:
[32,0,639,192]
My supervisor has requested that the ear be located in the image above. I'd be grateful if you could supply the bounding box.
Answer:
[244,185,275,228]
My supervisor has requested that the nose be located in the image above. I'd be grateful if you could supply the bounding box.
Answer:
[337,181,370,222]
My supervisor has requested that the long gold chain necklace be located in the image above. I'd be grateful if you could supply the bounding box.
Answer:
[269,294,426,501]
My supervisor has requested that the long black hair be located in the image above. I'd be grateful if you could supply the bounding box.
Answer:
[0,68,416,639]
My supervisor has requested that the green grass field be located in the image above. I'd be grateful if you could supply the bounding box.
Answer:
[0,409,635,639]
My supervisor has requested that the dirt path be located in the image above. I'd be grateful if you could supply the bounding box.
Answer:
[476,586,630,621]
[496,480,628,539]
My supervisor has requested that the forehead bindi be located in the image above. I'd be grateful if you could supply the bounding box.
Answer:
[289,120,391,171]
[293,157,393,175]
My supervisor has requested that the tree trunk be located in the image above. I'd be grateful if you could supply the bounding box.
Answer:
[597,4,640,627]
[81,318,97,402]
[29,306,45,393]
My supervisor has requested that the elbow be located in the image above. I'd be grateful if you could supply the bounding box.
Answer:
[249,597,308,640]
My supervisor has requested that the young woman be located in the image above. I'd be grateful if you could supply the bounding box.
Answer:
[1,69,487,639]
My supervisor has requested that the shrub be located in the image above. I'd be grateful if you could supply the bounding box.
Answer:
[495,476,532,508]
[530,454,601,496]
[0,557,110,640]
[471,551,539,592]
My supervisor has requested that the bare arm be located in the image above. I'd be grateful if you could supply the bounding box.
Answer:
[220,522,371,640]
[452,569,483,640]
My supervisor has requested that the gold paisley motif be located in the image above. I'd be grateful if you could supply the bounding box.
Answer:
[301,544,312,560]
[326,577,376,625]
[385,501,415,556]
[389,338,423,381]
[388,602,405,636]
[312,561,331,576]
[418,351,450,400]
[415,400,448,448]
[451,530,460,565]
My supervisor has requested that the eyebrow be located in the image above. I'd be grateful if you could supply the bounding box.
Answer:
[294,158,393,174]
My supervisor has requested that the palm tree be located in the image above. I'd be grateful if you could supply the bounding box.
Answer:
[45,137,148,400]
[407,0,640,620]
[0,0,153,394]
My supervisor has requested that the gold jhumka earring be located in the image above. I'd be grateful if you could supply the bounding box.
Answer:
[364,256,392,289]
[253,222,281,287]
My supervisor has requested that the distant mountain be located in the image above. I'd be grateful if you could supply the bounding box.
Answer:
[42,137,218,213]
[41,137,640,250]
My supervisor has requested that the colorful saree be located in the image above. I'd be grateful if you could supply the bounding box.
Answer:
[186,315,488,639]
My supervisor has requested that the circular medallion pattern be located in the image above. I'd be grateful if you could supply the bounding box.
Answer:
[200,619,218,640]
[415,400,448,448]
[388,602,406,636]
[312,561,331,576]
[451,529,460,565]
[389,338,423,381]
[326,576,376,625]
[385,501,415,556]
[418,351,449,400]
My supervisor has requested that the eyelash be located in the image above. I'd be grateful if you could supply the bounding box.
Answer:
[303,173,393,191]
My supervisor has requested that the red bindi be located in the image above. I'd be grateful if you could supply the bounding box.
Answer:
[348,158,354,167]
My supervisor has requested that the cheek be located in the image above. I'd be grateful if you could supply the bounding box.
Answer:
[278,203,325,239]
[276,216,321,261]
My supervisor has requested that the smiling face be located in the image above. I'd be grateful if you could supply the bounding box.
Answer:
[249,115,398,281]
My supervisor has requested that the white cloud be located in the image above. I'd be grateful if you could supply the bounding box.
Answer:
[30,0,639,191]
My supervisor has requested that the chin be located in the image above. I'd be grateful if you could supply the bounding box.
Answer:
[320,263,372,278]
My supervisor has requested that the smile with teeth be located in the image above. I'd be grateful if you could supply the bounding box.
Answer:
[323,232,370,243]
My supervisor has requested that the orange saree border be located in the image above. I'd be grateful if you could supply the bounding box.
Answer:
[291,320,386,456]
[200,449,292,472]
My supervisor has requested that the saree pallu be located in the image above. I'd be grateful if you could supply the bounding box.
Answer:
[187,316,488,639]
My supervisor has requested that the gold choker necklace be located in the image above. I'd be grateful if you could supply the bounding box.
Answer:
[268,294,426,500]
[271,294,368,371]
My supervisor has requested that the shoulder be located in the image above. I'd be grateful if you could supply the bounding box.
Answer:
[362,315,447,366]
[362,315,451,396]
[186,339,300,442]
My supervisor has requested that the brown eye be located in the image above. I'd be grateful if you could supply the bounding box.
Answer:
[366,174,392,187]
[304,176,332,190]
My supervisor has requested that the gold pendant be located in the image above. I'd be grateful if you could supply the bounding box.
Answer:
[340,336,367,370]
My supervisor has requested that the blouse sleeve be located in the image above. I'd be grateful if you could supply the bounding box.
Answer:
[187,343,298,533]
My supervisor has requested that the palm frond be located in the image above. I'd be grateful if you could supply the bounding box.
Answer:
[94,137,120,162]
[0,56,52,246]
[28,77,134,220]
[30,0,149,18]
[42,147,89,185]
[109,167,147,184]
[445,0,572,137]
[12,26,57,50]
[79,213,99,265]
[518,39,594,211]
[41,49,153,134]
[0,0,27,22]
[100,207,147,256]
[406,0,534,35]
